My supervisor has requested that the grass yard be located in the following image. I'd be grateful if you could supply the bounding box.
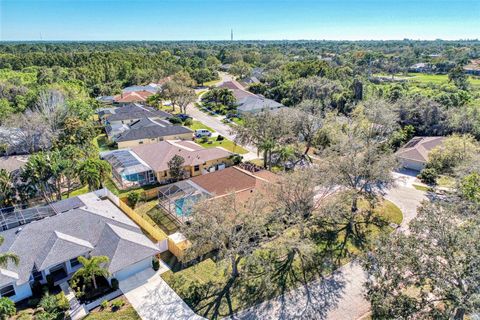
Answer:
[203,78,221,87]
[83,297,140,320]
[187,120,215,132]
[93,134,116,152]
[162,198,402,319]
[195,137,249,154]
[62,185,89,199]
[135,200,179,236]
[437,175,456,188]
[374,72,480,89]
[413,184,431,192]
[103,177,160,198]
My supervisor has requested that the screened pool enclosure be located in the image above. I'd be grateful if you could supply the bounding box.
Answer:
[102,150,156,189]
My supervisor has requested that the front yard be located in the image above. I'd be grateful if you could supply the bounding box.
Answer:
[161,199,402,319]
[195,137,249,154]
[83,297,140,320]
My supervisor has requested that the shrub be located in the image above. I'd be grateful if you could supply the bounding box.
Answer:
[169,117,182,124]
[152,256,160,271]
[184,118,193,126]
[111,299,125,311]
[16,311,33,320]
[100,300,109,310]
[418,168,438,185]
[110,278,119,290]
[201,136,209,143]
[216,135,224,141]
[39,293,58,314]
[127,191,140,208]
[0,297,16,320]
[230,154,243,165]
[55,292,70,311]
[35,311,57,320]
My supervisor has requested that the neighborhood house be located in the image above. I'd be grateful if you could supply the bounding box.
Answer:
[0,191,159,303]
[396,136,445,171]
[103,140,233,189]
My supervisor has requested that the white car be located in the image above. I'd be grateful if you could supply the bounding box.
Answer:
[195,129,212,138]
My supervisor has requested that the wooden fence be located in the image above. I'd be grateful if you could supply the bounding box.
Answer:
[118,201,167,242]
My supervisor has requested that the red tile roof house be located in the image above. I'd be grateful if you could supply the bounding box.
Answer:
[113,90,154,105]
[395,136,445,171]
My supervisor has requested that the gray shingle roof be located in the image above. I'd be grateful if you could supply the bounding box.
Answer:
[105,104,171,123]
[0,192,159,286]
[114,118,193,142]
[237,95,284,113]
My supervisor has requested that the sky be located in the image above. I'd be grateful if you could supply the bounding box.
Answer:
[1,0,479,41]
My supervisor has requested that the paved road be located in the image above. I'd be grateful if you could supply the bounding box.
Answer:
[187,76,259,160]
[233,173,426,320]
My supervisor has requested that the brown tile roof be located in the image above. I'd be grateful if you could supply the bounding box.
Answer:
[190,166,276,198]
[113,91,154,103]
[396,136,445,163]
[130,140,232,172]
[464,59,480,71]
[218,80,245,90]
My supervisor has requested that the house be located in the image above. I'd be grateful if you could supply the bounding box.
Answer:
[99,103,171,125]
[0,155,28,175]
[237,95,285,115]
[0,191,159,303]
[396,136,445,171]
[113,90,154,105]
[112,118,193,149]
[408,63,432,73]
[157,165,276,222]
[122,83,160,94]
[102,140,233,188]
[464,59,480,76]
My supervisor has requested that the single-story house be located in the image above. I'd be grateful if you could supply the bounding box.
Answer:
[113,90,154,105]
[102,140,233,188]
[237,95,285,115]
[112,118,193,149]
[99,103,171,126]
[157,165,276,221]
[0,155,29,175]
[464,60,480,76]
[0,192,159,303]
[396,136,445,171]
[122,83,160,94]
[408,63,432,73]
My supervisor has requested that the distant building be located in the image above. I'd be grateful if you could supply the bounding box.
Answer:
[408,63,432,73]
[464,59,480,76]
[237,95,285,115]
[396,136,445,171]
[0,155,28,175]
[102,140,233,188]
[113,90,154,105]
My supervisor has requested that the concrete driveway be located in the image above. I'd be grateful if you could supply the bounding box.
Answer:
[120,269,204,320]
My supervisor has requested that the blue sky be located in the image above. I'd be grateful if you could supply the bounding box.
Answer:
[1,0,479,41]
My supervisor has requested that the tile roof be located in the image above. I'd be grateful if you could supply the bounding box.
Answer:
[189,166,275,197]
[396,136,445,163]
[0,192,159,286]
[113,91,154,103]
[130,140,232,172]
[114,118,193,142]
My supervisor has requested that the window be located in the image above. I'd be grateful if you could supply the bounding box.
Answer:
[32,270,43,281]
[0,285,15,298]
[70,257,80,268]
[194,165,200,172]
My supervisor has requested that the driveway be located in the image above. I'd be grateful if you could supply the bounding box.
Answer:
[120,269,204,320]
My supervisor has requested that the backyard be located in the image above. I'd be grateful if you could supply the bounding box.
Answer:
[161,199,402,319]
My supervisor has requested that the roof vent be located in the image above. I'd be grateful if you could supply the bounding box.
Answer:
[15,227,23,234]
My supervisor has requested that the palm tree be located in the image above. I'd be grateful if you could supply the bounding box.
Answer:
[0,236,19,268]
[0,169,15,208]
[73,256,110,290]
[78,158,111,191]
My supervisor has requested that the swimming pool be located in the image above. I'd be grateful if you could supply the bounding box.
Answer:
[174,195,201,217]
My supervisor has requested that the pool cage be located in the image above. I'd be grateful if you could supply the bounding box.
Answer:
[103,150,156,189]
[157,180,211,223]
[0,205,57,231]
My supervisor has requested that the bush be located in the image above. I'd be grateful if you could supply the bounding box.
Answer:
[39,293,58,314]
[169,117,182,124]
[230,154,243,165]
[111,299,125,311]
[216,135,224,141]
[418,168,438,185]
[184,118,193,126]
[127,191,140,208]
[0,297,16,320]
[16,311,33,320]
[201,136,209,143]
[110,278,119,290]
[35,311,57,320]
[152,256,160,271]
[100,300,109,310]
[55,292,70,311]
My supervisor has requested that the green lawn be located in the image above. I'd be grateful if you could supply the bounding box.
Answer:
[162,198,402,318]
[135,200,178,237]
[186,120,215,132]
[374,72,480,89]
[62,185,89,199]
[93,134,116,152]
[203,78,221,87]
[83,297,140,320]
[103,177,159,198]
[413,184,431,192]
[195,137,249,154]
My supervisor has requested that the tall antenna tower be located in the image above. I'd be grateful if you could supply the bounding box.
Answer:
[231,29,233,41]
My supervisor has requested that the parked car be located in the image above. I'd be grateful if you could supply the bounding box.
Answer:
[177,114,192,121]
[195,129,212,138]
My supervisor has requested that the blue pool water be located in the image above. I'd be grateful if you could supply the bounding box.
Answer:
[174,195,201,217]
